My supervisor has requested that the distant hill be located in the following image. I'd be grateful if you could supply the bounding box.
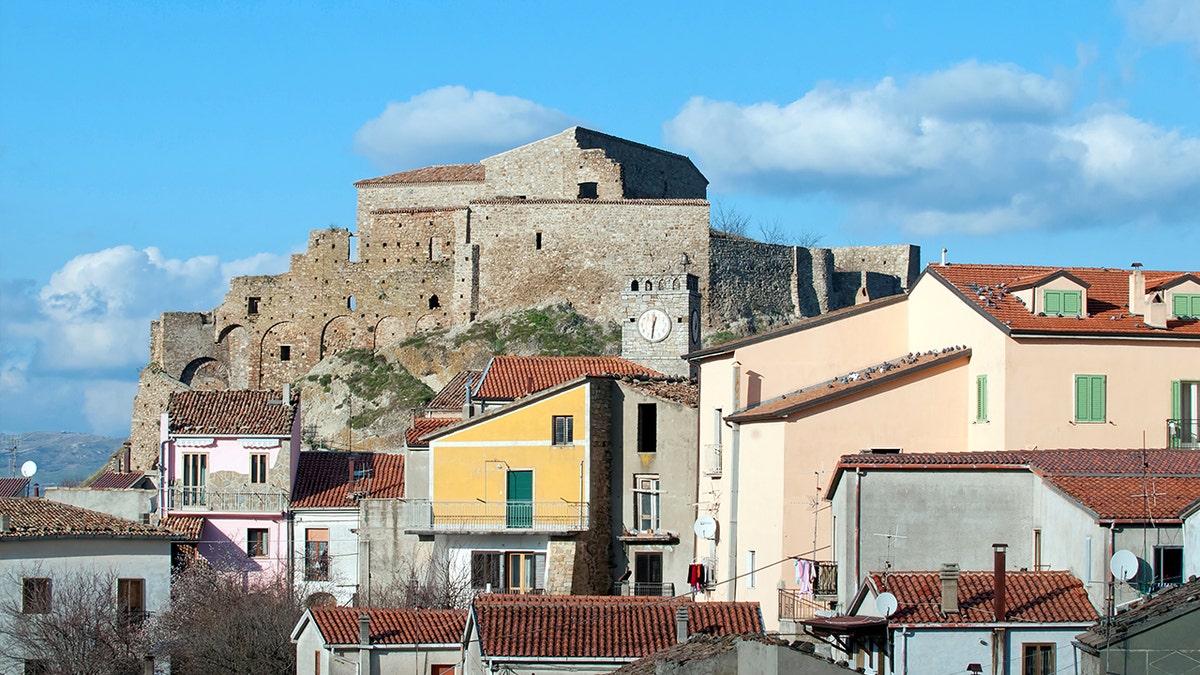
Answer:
[1,432,124,487]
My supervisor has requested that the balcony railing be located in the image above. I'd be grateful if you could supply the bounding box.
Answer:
[166,486,288,512]
[1168,419,1199,448]
[778,561,839,621]
[406,500,590,533]
[704,444,723,476]
[613,581,675,597]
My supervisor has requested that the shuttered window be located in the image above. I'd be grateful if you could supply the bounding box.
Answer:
[1172,293,1200,318]
[1075,375,1106,423]
[976,375,988,422]
[1044,290,1082,317]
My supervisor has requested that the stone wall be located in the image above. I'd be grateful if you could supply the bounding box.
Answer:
[568,378,614,595]
[128,367,190,471]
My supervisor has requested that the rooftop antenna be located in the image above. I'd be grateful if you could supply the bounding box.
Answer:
[872,527,908,583]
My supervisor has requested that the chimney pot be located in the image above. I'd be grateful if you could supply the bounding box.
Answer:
[993,543,1008,623]
[358,613,370,645]
[283,383,291,405]
[939,563,960,615]
[675,605,689,644]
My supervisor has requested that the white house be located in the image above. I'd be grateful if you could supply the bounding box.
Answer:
[291,605,465,675]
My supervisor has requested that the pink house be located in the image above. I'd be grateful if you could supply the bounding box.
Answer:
[161,389,301,584]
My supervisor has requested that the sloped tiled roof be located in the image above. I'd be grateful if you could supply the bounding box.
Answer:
[168,390,297,436]
[473,595,763,659]
[475,356,663,400]
[927,264,1200,338]
[830,449,1200,521]
[160,515,205,541]
[427,370,483,411]
[310,606,467,645]
[727,347,969,422]
[354,164,485,187]
[290,452,405,509]
[612,633,848,674]
[90,471,146,489]
[406,417,460,448]
[619,377,699,408]
[868,570,1097,625]
[0,477,29,498]
[0,499,180,540]
[1075,577,1200,649]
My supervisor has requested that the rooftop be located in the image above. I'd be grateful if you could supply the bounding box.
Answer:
[159,514,204,541]
[405,417,460,448]
[0,477,29,498]
[1075,576,1200,650]
[0,498,181,540]
[89,471,148,490]
[473,594,763,659]
[307,606,467,646]
[354,163,485,187]
[168,390,298,436]
[474,356,663,400]
[867,570,1097,625]
[290,451,404,509]
[426,370,482,411]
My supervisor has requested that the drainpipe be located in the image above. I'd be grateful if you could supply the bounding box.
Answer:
[159,440,170,525]
[854,469,863,592]
[992,543,1008,673]
[287,510,296,591]
[727,361,741,601]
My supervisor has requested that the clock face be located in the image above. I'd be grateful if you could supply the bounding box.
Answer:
[690,309,701,344]
[637,309,672,342]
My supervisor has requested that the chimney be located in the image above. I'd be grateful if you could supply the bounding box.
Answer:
[348,458,356,485]
[123,443,132,474]
[993,543,1007,623]
[358,613,370,645]
[463,374,473,419]
[675,606,689,644]
[358,613,372,675]
[1146,294,1169,329]
[0,514,9,532]
[1129,263,1146,316]
[283,383,291,406]
[939,563,960,615]
[941,248,948,266]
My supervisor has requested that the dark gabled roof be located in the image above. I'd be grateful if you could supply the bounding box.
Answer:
[611,633,850,674]
[426,370,482,411]
[0,499,180,540]
[354,164,485,187]
[726,347,969,423]
[1074,577,1200,650]
[290,452,405,509]
[474,356,662,400]
[168,390,298,436]
[308,606,467,646]
[89,471,148,489]
[405,417,460,448]
[472,594,763,659]
[0,477,29,498]
[868,570,1097,625]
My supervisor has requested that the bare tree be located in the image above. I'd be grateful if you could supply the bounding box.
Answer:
[0,567,153,675]
[368,552,476,609]
[157,566,302,675]
[710,201,751,237]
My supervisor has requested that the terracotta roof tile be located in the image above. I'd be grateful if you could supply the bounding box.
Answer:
[0,499,180,540]
[427,370,483,412]
[290,452,404,509]
[406,417,460,448]
[354,164,485,187]
[160,515,205,541]
[928,264,1200,337]
[619,377,699,408]
[89,471,146,489]
[168,390,298,436]
[1075,576,1200,649]
[728,347,969,422]
[868,570,1097,625]
[473,595,762,659]
[310,606,467,645]
[1044,476,1200,521]
[0,478,29,498]
[475,356,663,400]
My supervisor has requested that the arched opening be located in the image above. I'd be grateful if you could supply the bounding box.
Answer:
[429,295,440,309]
[631,280,639,291]
[645,280,653,291]
[347,296,356,311]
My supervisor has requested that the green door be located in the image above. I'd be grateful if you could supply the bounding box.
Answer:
[506,470,533,528]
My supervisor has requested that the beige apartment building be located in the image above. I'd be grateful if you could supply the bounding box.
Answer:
[687,263,1200,630]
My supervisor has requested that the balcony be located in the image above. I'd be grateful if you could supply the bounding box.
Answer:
[778,561,839,621]
[405,500,590,534]
[703,444,722,476]
[613,581,675,597]
[166,486,288,513]
[1168,418,1199,448]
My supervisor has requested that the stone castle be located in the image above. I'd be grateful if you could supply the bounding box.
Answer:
[134,127,918,469]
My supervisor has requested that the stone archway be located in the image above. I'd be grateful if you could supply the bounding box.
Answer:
[217,324,251,390]
[321,315,369,358]
[374,316,407,349]
[260,321,306,389]
[179,357,228,390]
[414,313,442,333]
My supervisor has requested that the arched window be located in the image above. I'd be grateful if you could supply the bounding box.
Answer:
[347,296,356,311]
[631,280,639,291]
[645,280,653,291]
[429,295,440,309]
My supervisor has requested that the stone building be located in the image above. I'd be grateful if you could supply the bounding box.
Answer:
[134,127,918,470]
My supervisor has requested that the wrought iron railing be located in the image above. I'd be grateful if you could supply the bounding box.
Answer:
[1168,419,1199,448]
[166,486,288,512]
[703,444,723,476]
[406,500,590,532]
[613,581,676,597]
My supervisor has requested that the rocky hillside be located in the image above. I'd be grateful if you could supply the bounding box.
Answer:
[1,432,125,486]
[296,303,621,452]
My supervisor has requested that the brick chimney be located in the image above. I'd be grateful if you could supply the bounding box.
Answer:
[993,543,1008,623]
[1129,263,1146,316]
[940,563,960,615]
[675,605,689,644]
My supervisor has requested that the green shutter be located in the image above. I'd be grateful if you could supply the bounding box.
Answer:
[976,375,988,422]
[1044,290,1061,315]
[1063,291,1082,317]
[1173,294,1200,318]
[1172,380,1182,448]
[1075,375,1090,421]
[1091,375,1106,421]
[1075,375,1106,422]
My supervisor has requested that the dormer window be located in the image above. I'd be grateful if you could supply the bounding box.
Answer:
[1172,293,1200,318]
[1043,290,1082,317]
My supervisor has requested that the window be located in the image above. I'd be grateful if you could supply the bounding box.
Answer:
[975,375,988,422]
[577,182,598,199]
[1044,289,1082,316]
[247,529,269,558]
[250,453,268,484]
[634,474,660,531]
[507,552,542,593]
[471,552,502,590]
[746,550,757,588]
[471,551,544,592]
[279,345,291,362]
[1032,529,1043,570]
[535,231,543,250]
[428,294,440,309]
[117,578,145,625]
[552,415,574,445]
[247,296,260,315]
[1173,293,1200,318]
[1075,375,1106,423]
[347,296,356,311]
[637,403,657,453]
[1022,643,1054,675]
[305,529,330,581]
[182,453,207,506]
[1172,381,1200,448]
[22,578,50,614]
[1154,546,1183,587]
[634,552,663,596]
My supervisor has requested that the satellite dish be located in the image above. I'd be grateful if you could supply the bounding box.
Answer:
[693,515,717,540]
[1110,550,1138,581]
[875,591,898,617]
[20,461,37,478]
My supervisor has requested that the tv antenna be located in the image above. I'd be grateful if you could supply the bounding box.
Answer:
[873,527,908,579]
[6,435,22,477]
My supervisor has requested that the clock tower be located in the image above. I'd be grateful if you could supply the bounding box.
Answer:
[620,274,700,378]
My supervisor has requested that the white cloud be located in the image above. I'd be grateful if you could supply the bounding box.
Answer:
[0,247,289,435]
[1121,0,1200,50]
[353,86,581,169]
[664,61,1200,235]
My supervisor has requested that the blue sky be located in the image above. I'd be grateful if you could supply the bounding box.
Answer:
[2,1,1199,436]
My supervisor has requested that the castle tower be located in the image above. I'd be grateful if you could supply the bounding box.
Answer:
[620,274,700,378]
